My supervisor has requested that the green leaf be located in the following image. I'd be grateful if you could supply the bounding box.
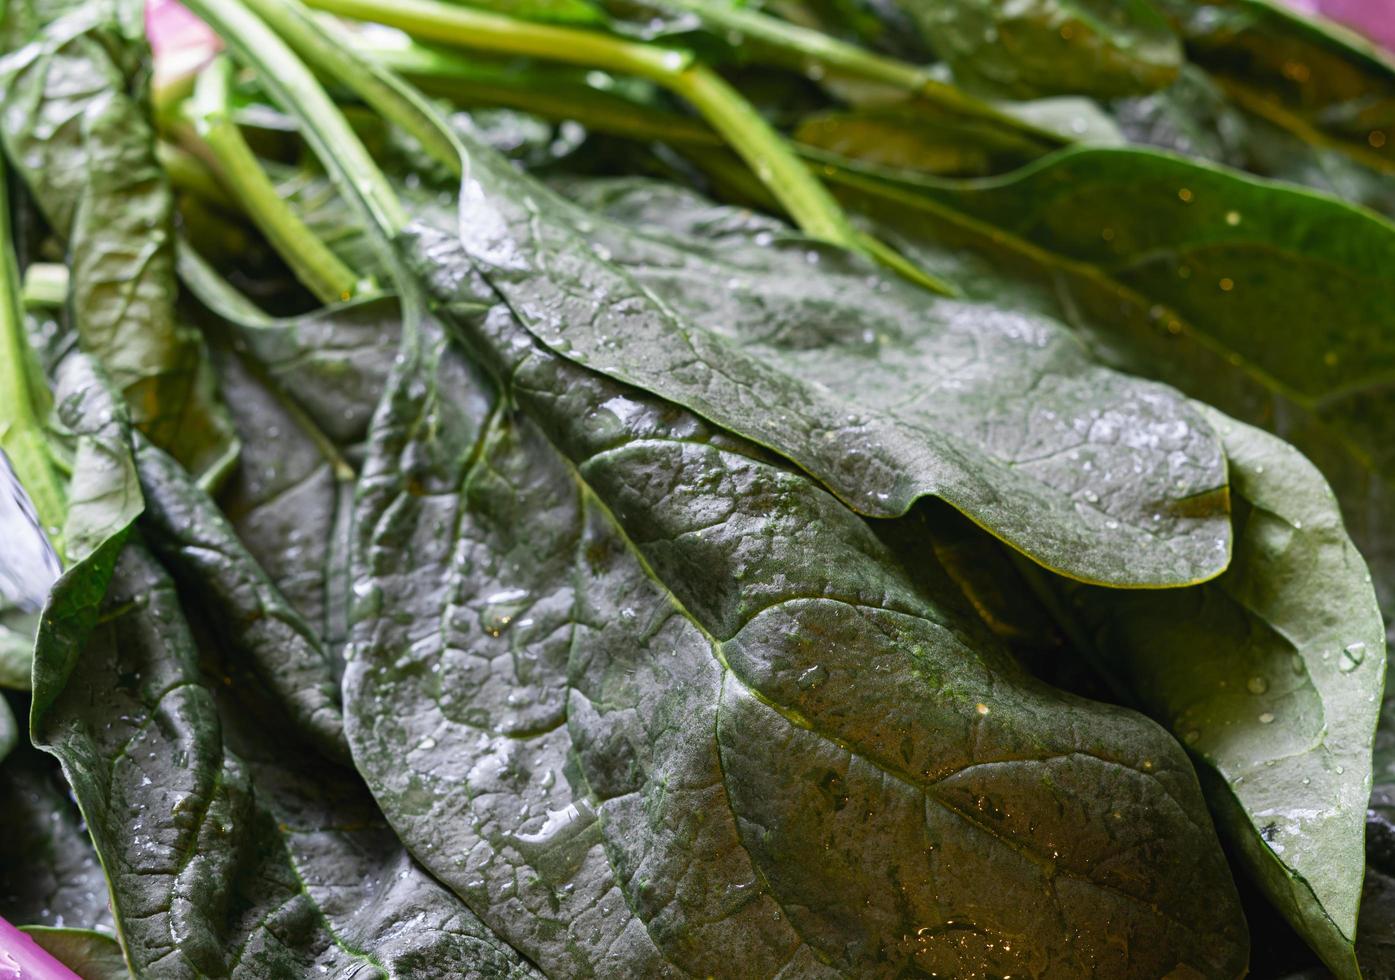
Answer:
[1154,0,1395,172]
[0,731,115,936]
[817,145,1395,646]
[343,262,1249,975]
[135,438,349,763]
[900,0,1182,98]
[24,350,144,729]
[176,250,400,655]
[1041,408,1384,978]
[0,0,239,484]
[21,928,129,980]
[422,137,1234,589]
[1112,65,1395,219]
[548,173,1387,975]
[31,451,540,977]
[794,104,1060,177]
[177,246,400,449]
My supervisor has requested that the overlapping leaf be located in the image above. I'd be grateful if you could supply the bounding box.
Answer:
[423,130,1234,589]
[816,145,1395,648]
[28,430,540,977]
[0,0,239,482]
[902,0,1182,98]
[22,929,128,980]
[563,176,1389,974]
[1112,65,1395,218]
[342,216,1249,975]
[1154,0,1395,169]
[1049,409,1383,978]
[0,729,115,937]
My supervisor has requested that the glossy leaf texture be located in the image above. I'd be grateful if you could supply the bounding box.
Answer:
[551,176,1387,975]
[815,145,1395,646]
[175,249,401,661]
[29,427,542,976]
[0,0,239,483]
[343,219,1249,975]
[1043,408,1384,978]
[0,730,115,937]
[1153,0,1395,172]
[418,133,1234,590]
[898,0,1182,98]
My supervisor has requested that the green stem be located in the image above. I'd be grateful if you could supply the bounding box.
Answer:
[156,140,238,211]
[20,264,69,309]
[0,159,66,554]
[654,0,1058,146]
[190,55,362,303]
[359,37,722,147]
[180,0,408,237]
[669,64,854,242]
[301,0,860,248]
[852,230,958,297]
[304,0,691,81]
[367,37,954,291]
[245,1,462,174]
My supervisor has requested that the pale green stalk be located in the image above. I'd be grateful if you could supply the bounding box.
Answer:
[0,159,66,553]
[190,55,362,303]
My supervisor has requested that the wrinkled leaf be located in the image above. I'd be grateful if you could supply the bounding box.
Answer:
[177,249,397,654]
[1047,408,1384,978]
[177,246,399,448]
[0,0,239,482]
[555,174,1387,975]
[0,730,115,935]
[345,232,1248,975]
[817,145,1395,647]
[902,0,1182,98]
[30,442,540,977]
[136,439,349,762]
[426,135,1233,589]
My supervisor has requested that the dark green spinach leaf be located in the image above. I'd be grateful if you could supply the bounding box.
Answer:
[902,0,1182,98]
[344,233,1249,975]
[0,731,115,937]
[1045,409,1384,978]
[428,134,1234,590]
[557,175,1388,976]
[0,0,239,483]
[817,145,1395,652]
[29,436,539,977]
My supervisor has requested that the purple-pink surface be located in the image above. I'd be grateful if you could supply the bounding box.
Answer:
[1283,0,1395,52]
[0,919,80,980]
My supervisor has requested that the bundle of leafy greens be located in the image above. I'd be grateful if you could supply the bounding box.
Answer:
[1,0,1393,975]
